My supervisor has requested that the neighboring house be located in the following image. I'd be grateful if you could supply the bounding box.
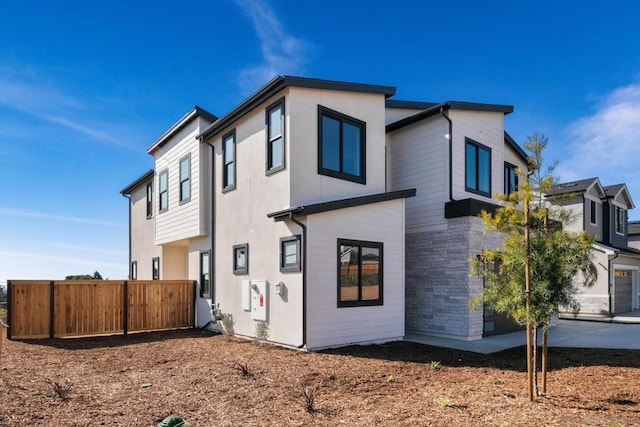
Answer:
[547,178,640,316]
[121,75,531,348]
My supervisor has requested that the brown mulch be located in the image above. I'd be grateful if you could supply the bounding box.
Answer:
[1,329,639,426]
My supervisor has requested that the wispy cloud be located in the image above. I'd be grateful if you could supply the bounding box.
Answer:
[0,67,137,149]
[557,81,640,189]
[0,207,120,227]
[234,0,312,93]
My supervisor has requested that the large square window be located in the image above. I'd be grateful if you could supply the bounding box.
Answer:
[159,170,168,212]
[318,106,366,184]
[338,239,383,307]
[280,235,301,272]
[504,162,518,196]
[466,138,491,196]
[266,99,285,174]
[179,154,191,203]
[233,243,248,275]
[223,131,236,192]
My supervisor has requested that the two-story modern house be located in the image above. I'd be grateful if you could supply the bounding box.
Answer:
[122,75,532,348]
[547,177,640,316]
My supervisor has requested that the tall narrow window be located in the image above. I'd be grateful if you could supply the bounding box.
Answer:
[337,239,383,307]
[233,243,248,275]
[159,170,168,212]
[266,99,285,174]
[146,182,153,218]
[179,154,191,203]
[504,162,518,196]
[200,251,211,298]
[318,106,366,184]
[590,200,597,225]
[615,206,625,234]
[131,261,137,280]
[465,138,491,196]
[222,131,236,192]
[152,257,160,280]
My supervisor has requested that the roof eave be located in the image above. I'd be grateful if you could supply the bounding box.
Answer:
[147,106,218,154]
[120,169,154,195]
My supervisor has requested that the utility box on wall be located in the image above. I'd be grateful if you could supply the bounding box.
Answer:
[250,281,267,321]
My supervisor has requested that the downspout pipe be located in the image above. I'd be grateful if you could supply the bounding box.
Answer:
[290,214,307,349]
[121,193,132,279]
[200,137,217,324]
[440,107,455,202]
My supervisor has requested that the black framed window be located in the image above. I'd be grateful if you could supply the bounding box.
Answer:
[131,261,137,280]
[200,251,211,298]
[465,138,491,196]
[152,257,160,280]
[615,206,625,234]
[337,239,383,307]
[318,106,366,184]
[233,243,248,275]
[179,154,191,203]
[590,200,597,225]
[504,162,518,196]
[222,130,236,192]
[266,98,285,174]
[280,235,301,272]
[146,183,153,218]
[159,169,169,212]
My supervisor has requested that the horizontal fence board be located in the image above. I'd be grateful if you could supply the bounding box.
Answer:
[8,280,195,339]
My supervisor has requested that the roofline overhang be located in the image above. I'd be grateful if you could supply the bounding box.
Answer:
[120,169,154,195]
[147,106,217,154]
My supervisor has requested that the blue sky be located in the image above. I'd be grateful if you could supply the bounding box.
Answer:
[1,0,640,286]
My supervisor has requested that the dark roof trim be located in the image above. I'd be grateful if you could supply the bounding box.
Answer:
[120,169,154,195]
[547,177,602,197]
[147,106,217,154]
[385,100,438,110]
[444,198,501,219]
[267,189,416,221]
[199,75,396,141]
[596,242,640,256]
[386,101,514,133]
[628,221,640,235]
[504,132,529,163]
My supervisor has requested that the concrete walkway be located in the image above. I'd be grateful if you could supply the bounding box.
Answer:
[404,312,640,354]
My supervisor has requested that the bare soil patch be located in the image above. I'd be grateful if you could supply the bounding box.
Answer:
[1,329,639,426]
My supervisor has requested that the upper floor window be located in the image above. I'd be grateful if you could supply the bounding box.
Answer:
[318,106,366,184]
[146,183,153,218]
[159,170,168,212]
[266,99,285,174]
[504,162,518,196]
[465,138,491,197]
[338,239,383,307]
[590,200,597,225]
[222,131,236,192]
[179,154,191,203]
[615,206,625,234]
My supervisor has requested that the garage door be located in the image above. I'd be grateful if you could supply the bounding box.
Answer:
[614,271,632,314]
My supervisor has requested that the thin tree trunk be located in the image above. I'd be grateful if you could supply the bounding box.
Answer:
[532,326,538,397]
[541,327,548,395]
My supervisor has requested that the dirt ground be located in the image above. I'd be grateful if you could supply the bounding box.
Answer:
[1,329,639,426]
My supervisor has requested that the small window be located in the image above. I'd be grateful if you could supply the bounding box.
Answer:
[233,243,248,275]
[338,239,383,307]
[590,200,597,225]
[159,170,168,212]
[318,106,366,184]
[465,138,491,197]
[200,251,211,298]
[504,162,518,196]
[152,257,160,280]
[179,154,191,203]
[266,99,285,174]
[615,206,625,234]
[146,183,153,218]
[280,235,301,272]
[131,261,137,280]
[222,131,236,192]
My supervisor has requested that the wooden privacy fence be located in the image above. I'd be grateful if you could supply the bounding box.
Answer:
[7,280,196,339]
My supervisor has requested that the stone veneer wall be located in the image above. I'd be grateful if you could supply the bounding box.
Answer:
[405,216,503,339]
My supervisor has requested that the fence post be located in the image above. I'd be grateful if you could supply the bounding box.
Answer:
[6,280,11,340]
[49,281,55,339]
[192,281,197,329]
[123,281,128,336]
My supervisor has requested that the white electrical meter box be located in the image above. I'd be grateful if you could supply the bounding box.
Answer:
[242,279,251,311]
[250,281,267,321]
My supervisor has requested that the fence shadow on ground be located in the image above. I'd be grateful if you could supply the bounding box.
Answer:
[11,328,218,351]
[321,341,640,372]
